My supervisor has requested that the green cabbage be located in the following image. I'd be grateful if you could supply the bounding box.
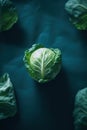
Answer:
[0,0,18,32]
[23,44,62,83]
[65,0,87,30]
[73,88,87,130]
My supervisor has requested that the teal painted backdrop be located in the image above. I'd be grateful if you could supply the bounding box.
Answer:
[0,0,87,130]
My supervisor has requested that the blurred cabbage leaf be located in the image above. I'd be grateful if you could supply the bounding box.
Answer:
[65,0,87,30]
[0,0,18,32]
[0,73,17,119]
[73,88,87,130]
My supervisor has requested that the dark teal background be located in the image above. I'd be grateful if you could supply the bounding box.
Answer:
[0,0,87,130]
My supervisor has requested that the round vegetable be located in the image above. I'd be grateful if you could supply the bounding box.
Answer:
[23,44,62,83]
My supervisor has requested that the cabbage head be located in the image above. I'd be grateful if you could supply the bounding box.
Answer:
[65,0,87,30]
[0,0,18,32]
[23,44,62,83]
[73,88,87,130]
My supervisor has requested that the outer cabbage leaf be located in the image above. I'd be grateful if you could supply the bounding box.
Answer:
[23,44,62,83]
[0,0,18,32]
[73,88,87,130]
[65,0,87,30]
[0,73,17,119]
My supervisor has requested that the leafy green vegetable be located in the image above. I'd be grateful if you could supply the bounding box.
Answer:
[65,0,87,30]
[0,0,18,32]
[23,44,62,83]
[73,88,87,130]
[0,73,17,119]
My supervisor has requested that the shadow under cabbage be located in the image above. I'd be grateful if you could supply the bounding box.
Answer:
[78,30,87,45]
[35,67,74,130]
[0,111,19,130]
[0,22,27,47]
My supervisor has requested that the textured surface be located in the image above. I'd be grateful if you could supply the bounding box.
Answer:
[0,73,17,119]
[0,0,87,130]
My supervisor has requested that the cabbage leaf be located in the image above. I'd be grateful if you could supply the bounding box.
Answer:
[0,0,18,32]
[0,73,17,119]
[65,0,87,30]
